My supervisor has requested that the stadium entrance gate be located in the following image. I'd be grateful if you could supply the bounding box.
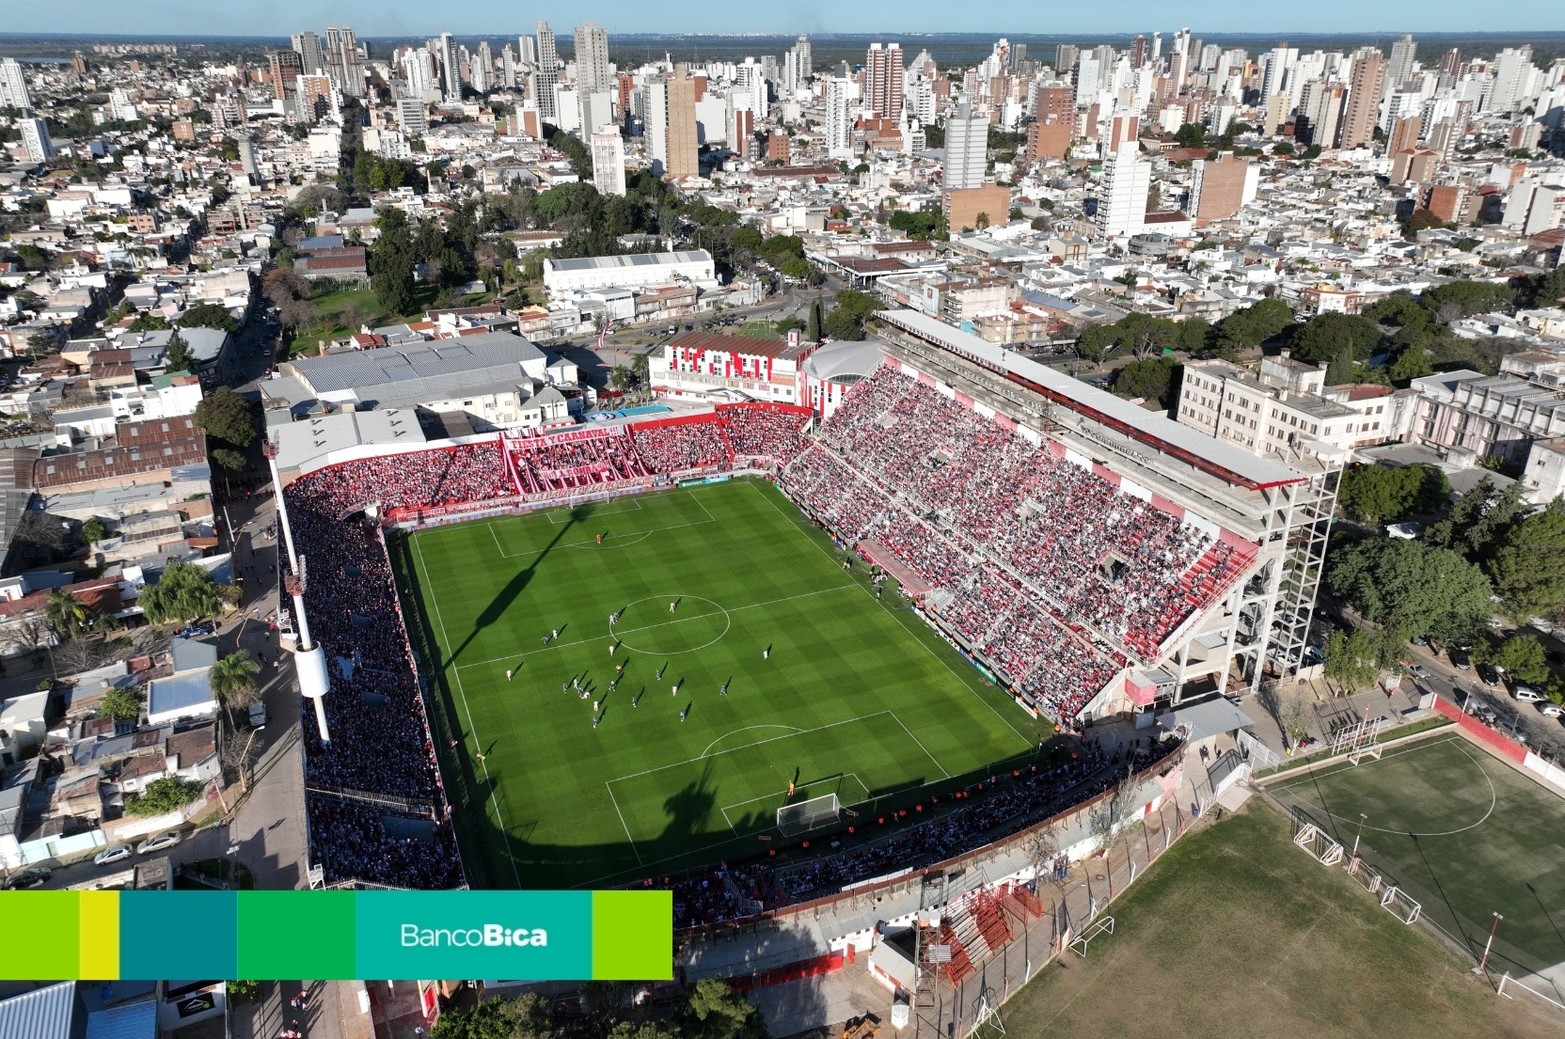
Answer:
[1234,729,1281,772]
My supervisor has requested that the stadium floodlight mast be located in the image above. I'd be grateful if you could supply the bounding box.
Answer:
[1477,912,1503,975]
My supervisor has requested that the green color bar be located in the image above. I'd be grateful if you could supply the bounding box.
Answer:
[593,891,674,979]
[0,892,78,980]
[237,890,358,979]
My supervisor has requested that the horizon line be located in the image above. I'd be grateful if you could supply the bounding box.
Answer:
[1,28,1562,40]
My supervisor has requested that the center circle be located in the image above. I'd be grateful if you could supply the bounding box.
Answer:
[610,595,732,655]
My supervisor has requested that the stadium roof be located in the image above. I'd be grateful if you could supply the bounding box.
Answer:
[271,409,427,472]
[548,250,712,273]
[874,310,1304,490]
[804,339,884,383]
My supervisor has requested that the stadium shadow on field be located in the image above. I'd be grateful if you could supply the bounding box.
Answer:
[445,514,573,665]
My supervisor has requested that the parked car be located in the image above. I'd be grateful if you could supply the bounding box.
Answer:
[1539,703,1563,717]
[248,702,268,729]
[1514,686,1548,703]
[135,831,182,856]
[1451,649,1472,670]
[1408,664,1431,680]
[1479,664,1501,686]
[1411,634,1430,646]
[94,845,133,866]
[3,867,52,890]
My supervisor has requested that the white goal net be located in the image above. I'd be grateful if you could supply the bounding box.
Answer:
[777,792,841,836]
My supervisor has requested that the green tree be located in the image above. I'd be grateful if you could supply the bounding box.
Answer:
[1287,312,1384,366]
[140,559,223,624]
[1388,340,1433,382]
[430,995,554,1039]
[128,311,170,332]
[1489,634,1550,685]
[82,518,109,543]
[1425,477,1528,561]
[1420,280,1515,322]
[1113,357,1179,407]
[125,776,202,816]
[1173,122,1208,149]
[1323,628,1380,691]
[211,448,248,472]
[194,386,256,448]
[371,207,418,316]
[177,302,240,334]
[45,589,90,639]
[1486,504,1565,619]
[1335,463,1450,525]
[805,300,823,342]
[1212,298,1294,351]
[209,652,262,714]
[1178,317,1212,354]
[1327,537,1493,645]
[289,183,348,218]
[97,686,142,722]
[681,977,767,1039]
[165,328,196,373]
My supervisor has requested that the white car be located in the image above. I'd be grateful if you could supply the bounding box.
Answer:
[94,844,133,866]
[1515,687,1548,703]
[135,831,183,855]
[1539,703,1563,717]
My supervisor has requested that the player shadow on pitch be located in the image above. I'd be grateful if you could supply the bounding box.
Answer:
[447,516,574,664]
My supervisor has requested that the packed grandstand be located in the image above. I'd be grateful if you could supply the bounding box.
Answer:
[283,355,1242,918]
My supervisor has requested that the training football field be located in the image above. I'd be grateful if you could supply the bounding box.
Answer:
[393,478,1041,888]
[1268,732,1565,981]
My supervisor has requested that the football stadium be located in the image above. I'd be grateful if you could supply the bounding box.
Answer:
[268,310,1338,937]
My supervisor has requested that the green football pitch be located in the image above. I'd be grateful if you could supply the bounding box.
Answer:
[392,478,1043,888]
[1268,732,1565,979]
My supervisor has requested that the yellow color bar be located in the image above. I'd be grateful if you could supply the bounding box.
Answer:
[78,890,119,979]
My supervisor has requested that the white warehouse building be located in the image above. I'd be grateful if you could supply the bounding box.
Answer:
[542,250,717,297]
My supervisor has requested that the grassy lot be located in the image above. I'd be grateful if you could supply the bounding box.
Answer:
[1000,801,1556,1039]
[1268,732,1565,979]
[391,478,1043,888]
[289,283,484,355]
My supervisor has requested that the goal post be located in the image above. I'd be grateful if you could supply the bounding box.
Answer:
[777,792,841,836]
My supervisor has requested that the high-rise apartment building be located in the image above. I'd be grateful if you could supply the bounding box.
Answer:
[1340,49,1387,149]
[471,41,493,95]
[20,117,52,163]
[944,103,989,191]
[402,48,434,100]
[1055,44,1079,73]
[535,22,560,122]
[1387,34,1419,92]
[438,34,462,102]
[825,76,853,159]
[784,36,813,95]
[1260,44,1298,106]
[1095,141,1152,240]
[865,42,904,120]
[647,73,698,179]
[0,58,32,109]
[1489,46,1535,116]
[1188,152,1258,220]
[591,124,627,196]
[292,31,324,74]
[324,26,361,96]
[397,97,428,134]
[268,50,303,101]
[575,21,611,94]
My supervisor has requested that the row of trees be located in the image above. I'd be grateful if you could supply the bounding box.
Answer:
[1334,463,1451,525]
[430,980,766,1039]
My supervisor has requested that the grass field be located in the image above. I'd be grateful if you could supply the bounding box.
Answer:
[392,478,1043,888]
[1000,802,1555,1039]
[1267,733,1565,980]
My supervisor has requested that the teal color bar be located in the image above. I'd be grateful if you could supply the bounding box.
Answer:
[354,890,592,980]
[119,891,237,980]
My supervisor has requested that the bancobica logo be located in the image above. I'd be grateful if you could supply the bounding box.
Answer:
[401,923,549,948]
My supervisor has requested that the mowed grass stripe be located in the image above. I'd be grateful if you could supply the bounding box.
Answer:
[405,479,1038,886]
[1269,733,1565,976]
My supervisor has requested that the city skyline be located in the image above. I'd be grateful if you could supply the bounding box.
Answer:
[5,0,1562,39]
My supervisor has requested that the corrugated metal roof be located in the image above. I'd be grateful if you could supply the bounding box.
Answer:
[0,981,78,1039]
[291,332,545,398]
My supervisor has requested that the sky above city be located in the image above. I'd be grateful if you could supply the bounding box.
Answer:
[9,0,1561,37]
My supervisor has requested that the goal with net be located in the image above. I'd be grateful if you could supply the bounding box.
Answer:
[777,792,841,836]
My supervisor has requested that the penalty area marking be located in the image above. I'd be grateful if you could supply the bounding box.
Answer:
[547,497,644,523]
[1270,735,1499,838]
[701,724,806,759]
[604,782,645,866]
